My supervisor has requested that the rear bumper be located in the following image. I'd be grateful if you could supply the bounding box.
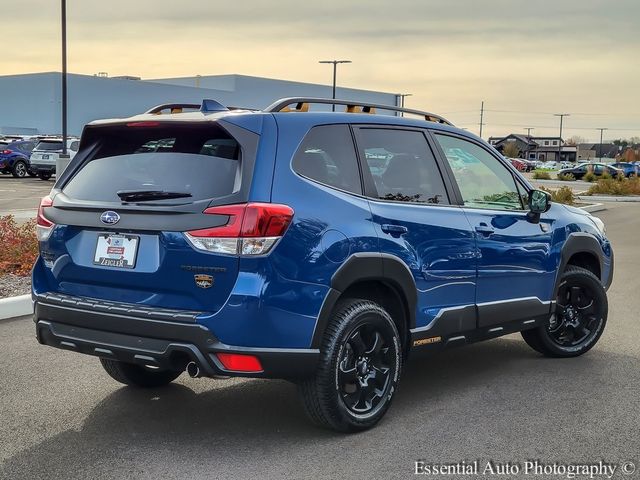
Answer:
[33,294,319,379]
[32,165,56,173]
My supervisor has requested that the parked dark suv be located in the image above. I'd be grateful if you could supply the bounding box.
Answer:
[33,98,614,432]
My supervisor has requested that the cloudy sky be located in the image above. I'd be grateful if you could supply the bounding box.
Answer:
[3,0,639,140]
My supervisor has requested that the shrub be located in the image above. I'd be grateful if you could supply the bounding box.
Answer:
[583,171,597,182]
[586,176,640,196]
[556,173,575,181]
[0,216,38,276]
[600,170,612,180]
[541,186,576,205]
[532,170,551,180]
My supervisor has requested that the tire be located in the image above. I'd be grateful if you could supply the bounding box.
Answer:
[522,266,607,357]
[38,172,52,181]
[100,358,182,388]
[298,299,402,432]
[11,160,28,178]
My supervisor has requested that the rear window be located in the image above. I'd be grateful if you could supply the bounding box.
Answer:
[35,141,63,151]
[63,124,241,203]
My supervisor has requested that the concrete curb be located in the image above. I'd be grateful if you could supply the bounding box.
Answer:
[579,203,607,213]
[0,294,33,320]
[578,195,640,203]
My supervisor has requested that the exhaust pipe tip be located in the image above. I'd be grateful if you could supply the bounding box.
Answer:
[186,361,201,378]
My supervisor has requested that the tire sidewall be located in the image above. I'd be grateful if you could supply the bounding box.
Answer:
[539,269,608,356]
[328,302,402,428]
[12,160,27,178]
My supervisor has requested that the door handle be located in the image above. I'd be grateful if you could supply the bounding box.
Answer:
[475,223,495,236]
[381,224,408,236]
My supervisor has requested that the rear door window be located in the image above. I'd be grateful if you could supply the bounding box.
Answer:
[355,128,449,204]
[292,125,362,194]
[63,124,241,203]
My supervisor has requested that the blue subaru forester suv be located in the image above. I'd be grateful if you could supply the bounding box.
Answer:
[33,98,613,432]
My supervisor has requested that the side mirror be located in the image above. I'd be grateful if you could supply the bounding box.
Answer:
[528,189,551,214]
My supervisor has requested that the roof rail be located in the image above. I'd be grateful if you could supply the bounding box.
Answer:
[144,99,229,115]
[145,103,201,115]
[264,97,453,126]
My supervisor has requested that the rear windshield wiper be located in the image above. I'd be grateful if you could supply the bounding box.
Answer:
[116,190,192,202]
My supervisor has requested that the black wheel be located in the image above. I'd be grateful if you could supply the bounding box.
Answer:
[11,160,28,178]
[522,266,607,357]
[38,172,52,180]
[100,358,182,388]
[298,299,402,432]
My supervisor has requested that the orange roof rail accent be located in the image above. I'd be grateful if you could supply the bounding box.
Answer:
[280,102,309,113]
[345,105,375,114]
[266,97,453,126]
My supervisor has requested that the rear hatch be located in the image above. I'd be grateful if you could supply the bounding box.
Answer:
[37,120,259,314]
[31,139,64,165]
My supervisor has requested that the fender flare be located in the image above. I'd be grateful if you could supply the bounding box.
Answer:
[310,253,417,348]
[555,232,606,290]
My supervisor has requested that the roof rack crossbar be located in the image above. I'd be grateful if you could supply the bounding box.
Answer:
[264,97,453,126]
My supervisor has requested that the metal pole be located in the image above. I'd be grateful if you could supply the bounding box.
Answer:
[597,128,608,160]
[319,60,351,112]
[61,0,68,155]
[554,113,570,162]
[479,101,484,138]
[524,127,534,138]
[398,93,412,117]
[331,62,337,109]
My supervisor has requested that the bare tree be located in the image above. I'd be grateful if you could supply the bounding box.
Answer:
[566,135,586,146]
[502,143,520,158]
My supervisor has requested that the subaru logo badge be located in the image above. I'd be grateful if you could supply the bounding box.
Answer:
[100,211,120,225]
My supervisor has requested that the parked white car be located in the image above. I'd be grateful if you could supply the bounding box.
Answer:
[541,161,558,170]
[29,137,79,180]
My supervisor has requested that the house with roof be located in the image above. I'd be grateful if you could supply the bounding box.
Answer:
[488,134,577,162]
[577,143,620,161]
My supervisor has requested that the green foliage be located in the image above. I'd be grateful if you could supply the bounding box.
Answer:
[532,170,552,180]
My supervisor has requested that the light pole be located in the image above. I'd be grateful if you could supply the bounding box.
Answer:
[524,127,535,138]
[398,93,412,116]
[61,0,68,156]
[554,113,570,162]
[319,59,351,111]
[597,128,608,160]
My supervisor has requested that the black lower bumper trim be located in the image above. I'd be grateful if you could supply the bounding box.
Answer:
[34,299,319,379]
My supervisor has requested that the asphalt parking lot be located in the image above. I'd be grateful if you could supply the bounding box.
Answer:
[1,203,639,479]
[0,175,53,219]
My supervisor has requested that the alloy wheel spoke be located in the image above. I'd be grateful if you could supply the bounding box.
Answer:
[569,286,582,306]
[365,331,384,355]
[349,330,367,356]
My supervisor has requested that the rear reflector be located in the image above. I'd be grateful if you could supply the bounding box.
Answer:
[216,353,263,372]
[184,203,293,256]
[36,196,55,241]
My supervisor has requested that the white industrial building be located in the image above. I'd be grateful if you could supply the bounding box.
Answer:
[0,72,398,136]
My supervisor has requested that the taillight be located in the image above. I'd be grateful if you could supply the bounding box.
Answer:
[1,149,11,155]
[36,196,55,241]
[184,203,294,256]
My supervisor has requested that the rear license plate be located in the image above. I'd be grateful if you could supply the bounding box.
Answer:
[42,154,49,159]
[93,233,139,269]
